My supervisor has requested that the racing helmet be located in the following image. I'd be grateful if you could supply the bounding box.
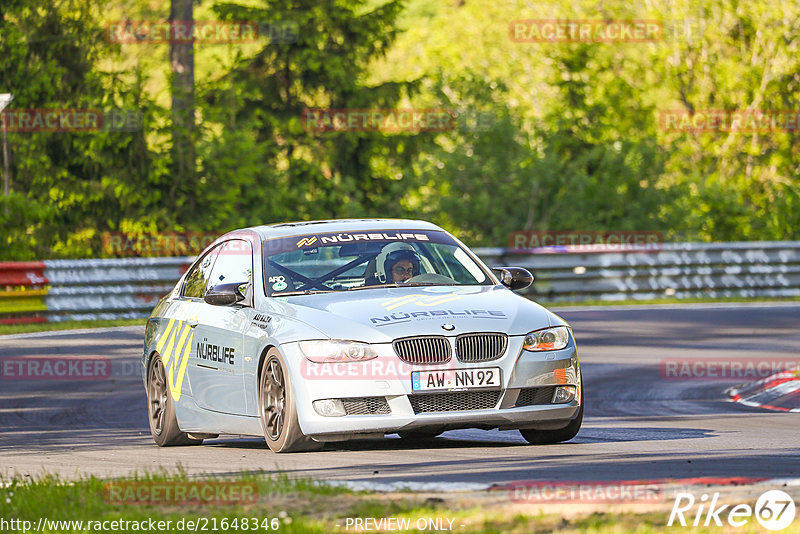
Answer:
[371,242,420,282]
[384,249,421,280]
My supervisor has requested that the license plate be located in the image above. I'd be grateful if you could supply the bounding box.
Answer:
[411,367,501,392]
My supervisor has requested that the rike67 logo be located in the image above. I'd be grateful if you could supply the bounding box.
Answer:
[669,490,796,531]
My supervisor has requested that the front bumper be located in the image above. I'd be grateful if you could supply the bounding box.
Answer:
[283,336,581,440]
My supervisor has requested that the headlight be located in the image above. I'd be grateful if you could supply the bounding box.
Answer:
[299,340,378,363]
[522,326,570,351]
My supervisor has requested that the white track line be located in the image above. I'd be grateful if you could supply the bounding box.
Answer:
[550,301,800,313]
[0,325,144,340]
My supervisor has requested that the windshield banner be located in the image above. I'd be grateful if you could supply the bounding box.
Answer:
[262,230,455,256]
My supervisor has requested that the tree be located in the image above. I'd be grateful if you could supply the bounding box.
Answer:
[169,0,196,218]
[203,0,416,226]
[0,0,164,259]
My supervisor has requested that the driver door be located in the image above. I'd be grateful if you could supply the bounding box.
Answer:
[187,239,253,415]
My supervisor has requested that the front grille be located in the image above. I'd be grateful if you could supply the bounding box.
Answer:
[515,386,556,407]
[393,336,451,365]
[342,397,391,415]
[409,391,501,414]
[455,333,508,363]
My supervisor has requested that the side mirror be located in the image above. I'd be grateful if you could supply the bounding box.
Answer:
[204,282,246,306]
[493,267,534,291]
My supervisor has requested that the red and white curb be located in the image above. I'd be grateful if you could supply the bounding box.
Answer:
[727,367,800,412]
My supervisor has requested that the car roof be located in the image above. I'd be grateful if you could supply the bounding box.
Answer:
[245,218,446,240]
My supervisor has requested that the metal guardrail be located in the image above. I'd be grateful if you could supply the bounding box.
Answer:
[0,258,192,324]
[477,241,800,302]
[1,241,799,324]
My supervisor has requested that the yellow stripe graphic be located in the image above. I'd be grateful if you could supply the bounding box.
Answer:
[173,323,191,363]
[156,318,176,354]
[296,236,318,247]
[161,322,181,365]
[168,331,194,402]
[382,294,462,310]
[383,295,425,311]
[153,318,195,402]
[417,295,462,307]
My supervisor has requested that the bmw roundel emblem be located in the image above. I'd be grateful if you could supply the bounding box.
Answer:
[441,323,456,331]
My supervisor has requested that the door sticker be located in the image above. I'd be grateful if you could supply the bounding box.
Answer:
[269,275,288,291]
[155,318,194,402]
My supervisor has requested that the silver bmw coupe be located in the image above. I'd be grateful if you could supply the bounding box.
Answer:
[142,219,582,452]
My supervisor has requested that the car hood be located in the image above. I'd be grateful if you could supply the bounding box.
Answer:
[268,285,560,343]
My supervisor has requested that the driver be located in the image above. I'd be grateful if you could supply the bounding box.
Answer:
[384,249,421,283]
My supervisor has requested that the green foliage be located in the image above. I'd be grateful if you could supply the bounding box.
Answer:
[0,1,167,259]
[204,0,417,224]
[1,0,799,260]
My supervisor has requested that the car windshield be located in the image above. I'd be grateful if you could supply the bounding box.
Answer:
[262,230,492,295]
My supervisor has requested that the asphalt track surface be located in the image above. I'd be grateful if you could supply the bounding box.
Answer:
[2,303,799,487]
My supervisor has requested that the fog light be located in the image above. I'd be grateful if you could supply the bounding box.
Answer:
[313,399,346,417]
[552,386,576,404]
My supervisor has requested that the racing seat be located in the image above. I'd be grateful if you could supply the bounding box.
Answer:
[363,258,381,286]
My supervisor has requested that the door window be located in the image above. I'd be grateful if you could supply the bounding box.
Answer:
[183,245,222,298]
[205,240,253,295]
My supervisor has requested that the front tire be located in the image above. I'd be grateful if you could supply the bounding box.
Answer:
[519,381,583,445]
[147,354,203,447]
[258,348,322,453]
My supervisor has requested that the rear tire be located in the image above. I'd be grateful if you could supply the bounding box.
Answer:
[519,381,583,445]
[147,354,203,447]
[258,348,323,453]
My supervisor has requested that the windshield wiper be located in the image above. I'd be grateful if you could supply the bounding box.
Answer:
[347,283,404,291]
[401,281,457,286]
[347,281,457,291]
[277,289,336,296]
